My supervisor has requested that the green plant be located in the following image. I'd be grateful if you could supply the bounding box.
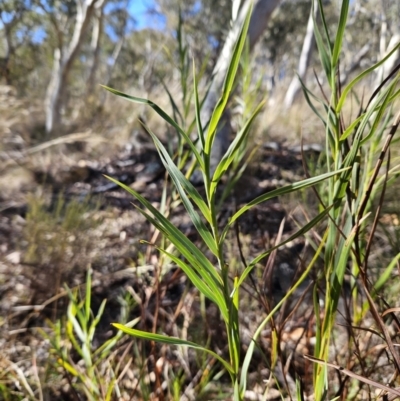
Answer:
[299,1,400,399]
[219,39,265,208]
[23,193,101,304]
[38,269,139,401]
[102,6,348,400]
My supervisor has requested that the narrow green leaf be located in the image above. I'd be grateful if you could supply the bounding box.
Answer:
[316,0,332,53]
[81,343,93,367]
[105,378,117,401]
[313,3,331,80]
[139,207,223,292]
[230,276,240,372]
[339,113,365,141]
[67,302,86,343]
[160,77,184,126]
[101,85,204,170]
[345,77,399,155]
[222,169,348,241]
[112,324,234,375]
[142,124,215,237]
[337,41,400,113]
[150,243,228,321]
[331,0,349,68]
[89,299,107,343]
[298,74,329,124]
[193,60,205,150]
[211,100,265,190]
[373,253,400,294]
[105,176,223,288]
[66,319,84,359]
[360,78,398,145]
[58,359,80,377]
[94,317,140,358]
[329,216,355,312]
[204,4,252,157]
[237,205,333,287]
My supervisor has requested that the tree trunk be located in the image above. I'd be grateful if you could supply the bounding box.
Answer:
[374,33,400,86]
[201,0,281,173]
[45,0,105,135]
[284,2,318,108]
[374,1,400,87]
[2,28,12,85]
[85,3,104,100]
[45,48,63,135]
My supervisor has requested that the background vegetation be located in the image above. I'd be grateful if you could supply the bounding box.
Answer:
[0,0,400,400]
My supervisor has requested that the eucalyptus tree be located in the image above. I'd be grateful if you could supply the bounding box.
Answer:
[284,1,318,108]
[86,0,133,103]
[155,0,232,65]
[38,0,107,135]
[0,0,38,86]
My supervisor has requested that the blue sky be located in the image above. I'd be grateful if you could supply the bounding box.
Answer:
[129,0,165,30]
[0,0,164,44]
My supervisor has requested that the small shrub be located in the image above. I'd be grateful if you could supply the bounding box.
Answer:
[23,193,101,305]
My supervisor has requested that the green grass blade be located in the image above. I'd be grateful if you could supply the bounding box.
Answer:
[316,0,332,53]
[142,123,211,223]
[211,99,265,189]
[337,42,400,113]
[373,253,400,295]
[151,244,227,322]
[221,168,348,241]
[329,216,355,310]
[230,276,240,372]
[105,176,223,288]
[67,299,86,343]
[204,4,252,158]
[237,205,333,287]
[66,319,84,360]
[85,269,91,324]
[360,78,399,145]
[100,85,204,170]
[94,318,140,358]
[298,74,330,124]
[136,208,224,300]
[339,113,365,141]
[137,206,225,308]
[345,78,398,153]
[331,0,349,68]
[58,359,80,377]
[160,77,184,126]
[112,324,234,375]
[142,125,219,257]
[313,1,332,80]
[89,299,107,343]
[193,60,205,150]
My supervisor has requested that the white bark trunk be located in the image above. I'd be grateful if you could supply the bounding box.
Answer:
[232,0,242,22]
[374,1,399,86]
[202,0,281,172]
[374,33,400,86]
[86,4,104,99]
[45,0,105,135]
[45,48,63,134]
[284,2,318,108]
